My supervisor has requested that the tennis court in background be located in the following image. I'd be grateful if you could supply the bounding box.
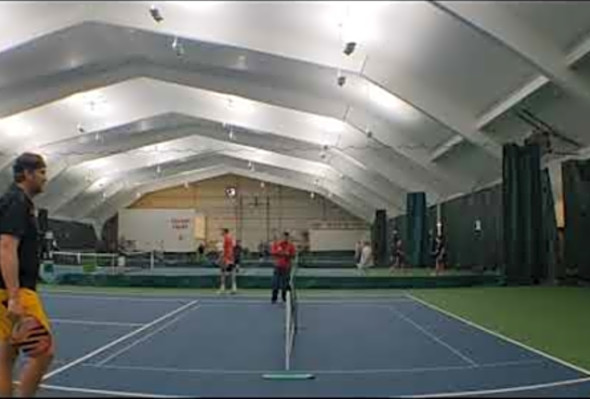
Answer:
[18,289,590,398]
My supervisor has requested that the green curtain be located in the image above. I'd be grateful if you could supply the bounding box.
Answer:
[562,160,590,281]
[541,168,558,282]
[372,210,388,267]
[426,205,438,268]
[406,193,428,267]
[502,143,544,284]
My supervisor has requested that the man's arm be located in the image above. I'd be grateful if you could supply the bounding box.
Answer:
[0,234,24,318]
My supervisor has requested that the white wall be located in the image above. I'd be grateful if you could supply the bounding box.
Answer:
[309,229,370,251]
[126,175,368,251]
[118,209,202,252]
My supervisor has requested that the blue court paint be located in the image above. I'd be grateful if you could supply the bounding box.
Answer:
[41,294,190,324]
[39,293,590,397]
[95,302,285,371]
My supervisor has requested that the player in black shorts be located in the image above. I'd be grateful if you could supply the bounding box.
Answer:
[389,230,405,273]
[432,233,446,275]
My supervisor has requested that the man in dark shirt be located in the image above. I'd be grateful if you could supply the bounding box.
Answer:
[0,153,53,397]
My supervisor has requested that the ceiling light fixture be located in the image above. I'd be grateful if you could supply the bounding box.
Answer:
[336,70,346,87]
[343,41,357,56]
[171,36,185,57]
[149,4,164,22]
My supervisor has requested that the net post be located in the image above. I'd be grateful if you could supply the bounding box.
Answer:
[150,250,155,271]
[285,289,291,371]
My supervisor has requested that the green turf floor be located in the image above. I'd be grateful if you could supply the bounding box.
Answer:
[411,286,590,373]
[40,284,590,373]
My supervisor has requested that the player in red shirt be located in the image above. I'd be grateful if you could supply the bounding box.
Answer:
[271,232,296,303]
[218,228,237,294]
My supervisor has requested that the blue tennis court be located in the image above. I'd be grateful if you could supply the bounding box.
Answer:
[26,290,590,397]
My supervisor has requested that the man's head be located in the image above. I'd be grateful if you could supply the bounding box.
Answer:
[13,152,47,197]
[221,228,229,236]
[282,231,290,241]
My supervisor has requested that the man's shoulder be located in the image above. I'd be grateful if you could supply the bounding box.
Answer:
[0,185,27,211]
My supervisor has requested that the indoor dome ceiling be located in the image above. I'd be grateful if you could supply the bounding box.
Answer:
[1,1,590,229]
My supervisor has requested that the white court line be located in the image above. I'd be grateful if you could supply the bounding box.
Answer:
[85,359,544,376]
[197,299,414,306]
[406,294,590,376]
[301,300,415,306]
[51,319,144,327]
[96,307,197,367]
[390,307,478,367]
[402,376,590,398]
[43,288,412,301]
[43,293,189,303]
[43,300,198,380]
[39,383,184,398]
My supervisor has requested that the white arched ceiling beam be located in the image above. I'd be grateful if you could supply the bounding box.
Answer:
[434,2,590,133]
[360,65,503,164]
[87,164,374,227]
[477,34,590,129]
[0,71,444,202]
[0,21,474,195]
[141,65,461,194]
[58,149,379,221]
[2,75,436,206]
[3,113,199,194]
[33,112,404,213]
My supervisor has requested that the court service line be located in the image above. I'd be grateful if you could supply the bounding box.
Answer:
[406,294,590,376]
[96,308,197,366]
[85,358,544,376]
[402,376,590,397]
[50,319,144,327]
[389,307,478,367]
[43,293,189,303]
[38,383,184,398]
[197,299,414,306]
[43,300,199,380]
